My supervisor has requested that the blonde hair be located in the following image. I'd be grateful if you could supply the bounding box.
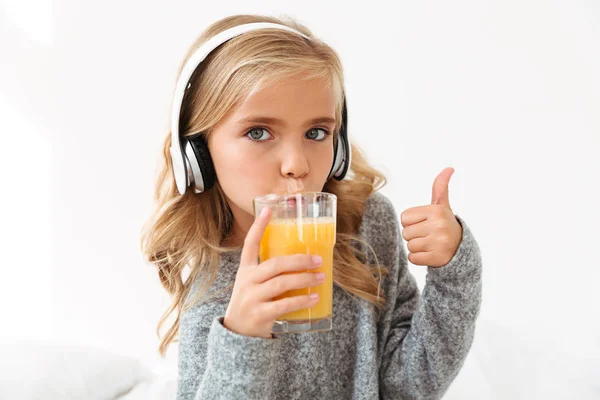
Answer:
[140,14,389,357]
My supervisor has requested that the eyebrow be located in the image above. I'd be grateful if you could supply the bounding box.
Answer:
[236,116,336,127]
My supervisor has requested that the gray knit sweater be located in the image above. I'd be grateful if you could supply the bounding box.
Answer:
[175,191,482,400]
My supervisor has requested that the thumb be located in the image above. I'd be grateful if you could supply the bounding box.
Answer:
[431,167,454,207]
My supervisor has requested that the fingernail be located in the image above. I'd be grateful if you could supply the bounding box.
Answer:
[315,272,325,281]
[260,207,269,218]
[309,293,319,300]
[312,255,323,266]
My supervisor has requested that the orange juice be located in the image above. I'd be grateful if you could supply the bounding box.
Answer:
[259,217,335,321]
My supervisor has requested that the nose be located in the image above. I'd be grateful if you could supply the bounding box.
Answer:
[280,141,309,179]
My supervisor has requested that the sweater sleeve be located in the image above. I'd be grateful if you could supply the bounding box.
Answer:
[175,292,282,400]
[371,195,483,399]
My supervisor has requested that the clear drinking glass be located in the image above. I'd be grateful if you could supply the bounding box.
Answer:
[253,192,337,333]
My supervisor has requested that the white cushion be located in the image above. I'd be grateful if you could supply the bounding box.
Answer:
[0,339,153,400]
[444,318,600,399]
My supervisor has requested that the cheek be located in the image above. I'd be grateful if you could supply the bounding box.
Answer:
[230,154,264,182]
[313,142,335,175]
[210,142,272,210]
[213,146,252,183]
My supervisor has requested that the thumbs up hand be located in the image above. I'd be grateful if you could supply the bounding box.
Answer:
[400,167,463,268]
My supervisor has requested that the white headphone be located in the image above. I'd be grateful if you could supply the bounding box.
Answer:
[169,22,351,195]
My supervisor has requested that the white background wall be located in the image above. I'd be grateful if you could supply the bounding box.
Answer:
[1,0,598,397]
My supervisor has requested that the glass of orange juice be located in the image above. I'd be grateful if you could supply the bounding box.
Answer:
[253,191,336,334]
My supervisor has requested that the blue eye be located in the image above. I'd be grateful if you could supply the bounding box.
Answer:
[306,128,329,141]
[246,127,272,141]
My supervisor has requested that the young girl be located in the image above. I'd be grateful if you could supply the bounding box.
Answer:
[141,14,482,400]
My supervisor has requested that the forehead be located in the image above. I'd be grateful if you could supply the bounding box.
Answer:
[236,75,337,117]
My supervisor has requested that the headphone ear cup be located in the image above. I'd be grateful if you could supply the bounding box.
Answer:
[336,130,350,180]
[187,136,216,191]
[329,135,342,179]
[329,129,349,180]
[328,97,350,180]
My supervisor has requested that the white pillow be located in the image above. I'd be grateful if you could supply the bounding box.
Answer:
[444,318,600,399]
[0,339,153,400]
[117,376,178,400]
[117,354,178,400]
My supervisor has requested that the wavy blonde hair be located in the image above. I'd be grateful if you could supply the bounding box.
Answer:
[140,14,389,357]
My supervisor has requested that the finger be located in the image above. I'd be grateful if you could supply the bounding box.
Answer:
[263,293,320,320]
[401,221,431,241]
[407,251,433,266]
[400,205,430,227]
[254,254,322,283]
[407,237,432,253]
[241,206,272,267]
[260,272,325,300]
